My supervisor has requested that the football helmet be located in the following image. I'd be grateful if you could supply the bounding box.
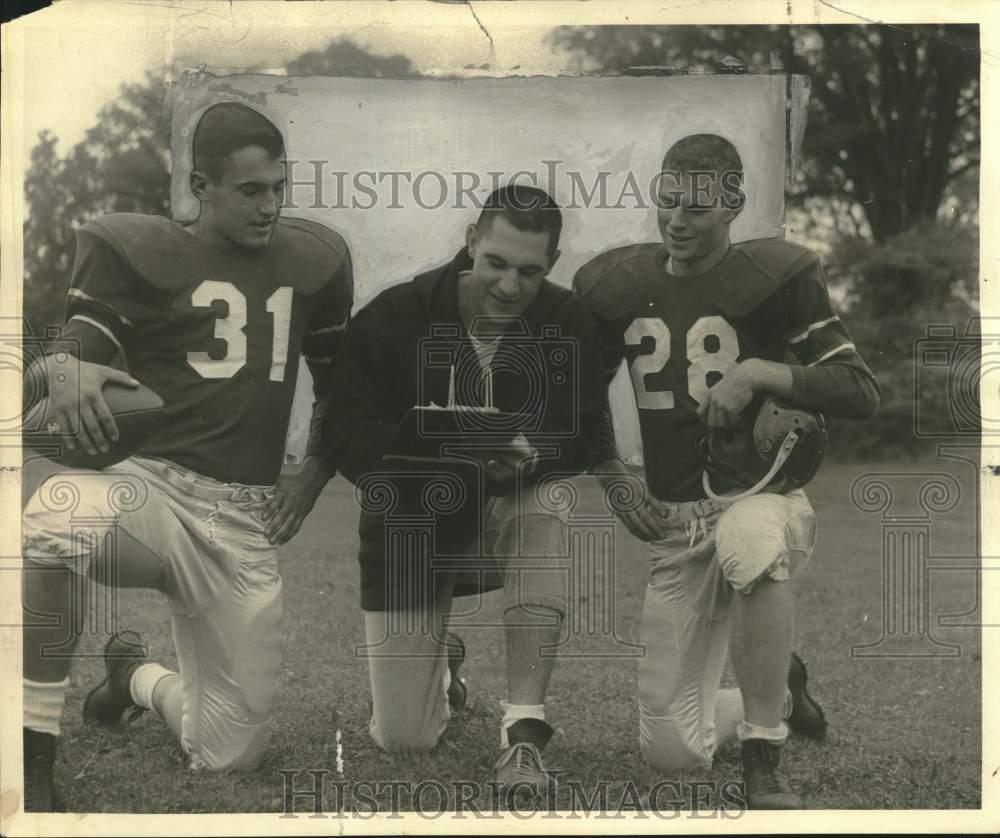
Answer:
[701,395,827,503]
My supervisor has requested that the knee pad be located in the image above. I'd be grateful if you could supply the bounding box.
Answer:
[715,494,815,594]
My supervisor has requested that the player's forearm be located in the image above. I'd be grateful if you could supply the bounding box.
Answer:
[789,362,880,419]
[305,398,329,461]
[743,358,794,400]
[745,357,879,419]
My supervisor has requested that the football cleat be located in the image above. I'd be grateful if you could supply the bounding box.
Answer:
[740,738,802,809]
[787,652,828,742]
[445,632,468,713]
[494,718,556,801]
[82,631,148,726]
[702,395,828,503]
[23,727,63,812]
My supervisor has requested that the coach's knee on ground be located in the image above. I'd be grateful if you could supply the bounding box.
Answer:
[639,716,713,771]
[714,491,816,594]
[369,714,445,753]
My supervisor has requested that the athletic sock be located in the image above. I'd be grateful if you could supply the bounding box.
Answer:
[129,663,175,710]
[737,719,789,745]
[499,701,545,749]
[24,678,69,737]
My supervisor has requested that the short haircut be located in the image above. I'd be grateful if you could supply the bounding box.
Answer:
[660,133,744,210]
[476,184,563,255]
[192,102,285,184]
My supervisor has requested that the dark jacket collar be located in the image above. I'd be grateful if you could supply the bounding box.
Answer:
[413,246,473,327]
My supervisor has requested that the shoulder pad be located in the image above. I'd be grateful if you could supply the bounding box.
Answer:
[736,238,819,282]
[81,213,352,295]
[270,217,352,295]
[82,212,173,242]
[708,238,820,317]
[573,244,662,320]
[81,214,182,273]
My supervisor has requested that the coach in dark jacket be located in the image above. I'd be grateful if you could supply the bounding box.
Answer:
[324,185,606,793]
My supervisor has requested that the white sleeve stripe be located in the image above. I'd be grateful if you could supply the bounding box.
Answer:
[67,288,135,329]
[808,343,856,366]
[69,315,126,357]
[788,315,840,345]
[304,318,348,336]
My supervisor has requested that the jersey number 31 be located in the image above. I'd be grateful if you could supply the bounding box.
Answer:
[187,280,293,382]
[625,315,740,409]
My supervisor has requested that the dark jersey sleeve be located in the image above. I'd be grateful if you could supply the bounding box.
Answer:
[60,228,161,365]
[571,267,632,469]
[301,251,354,459]
[302,250,354,397]
[322,293,401,483]
[780,261,880,419]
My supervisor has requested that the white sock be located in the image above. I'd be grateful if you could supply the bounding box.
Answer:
[129,663,175,710]
[737,719,789,744]
[499,701,545,749]
[24,678,69,736]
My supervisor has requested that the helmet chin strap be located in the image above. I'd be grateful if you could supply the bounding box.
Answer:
[702,429,801,504]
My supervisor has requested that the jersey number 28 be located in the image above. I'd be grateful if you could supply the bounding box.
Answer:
[187,280,293,382]
[624,315,740,409]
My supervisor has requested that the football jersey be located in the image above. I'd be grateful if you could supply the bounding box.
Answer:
[62,213,353,485]
[575,238,873,501]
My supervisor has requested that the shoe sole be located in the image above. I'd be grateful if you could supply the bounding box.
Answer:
[788,652,827,742]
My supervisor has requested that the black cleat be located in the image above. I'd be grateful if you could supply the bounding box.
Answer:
[445,632,468,713]
[740,738,802,809]
[23,727,63,812]
[494,718,557,801]
[787,651,827,741]
[82,631,148,726]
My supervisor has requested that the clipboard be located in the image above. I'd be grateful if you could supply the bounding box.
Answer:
[383,364,531,463]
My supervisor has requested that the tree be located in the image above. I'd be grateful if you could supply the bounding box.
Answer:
[549,24,979,244]
[22,73,172,336]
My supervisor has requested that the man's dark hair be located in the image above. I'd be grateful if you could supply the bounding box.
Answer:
[660,133,744,211]
[192,102,285,184]
[476,184,562,255]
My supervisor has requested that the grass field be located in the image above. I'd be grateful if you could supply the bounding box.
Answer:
[54,455,982,814]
